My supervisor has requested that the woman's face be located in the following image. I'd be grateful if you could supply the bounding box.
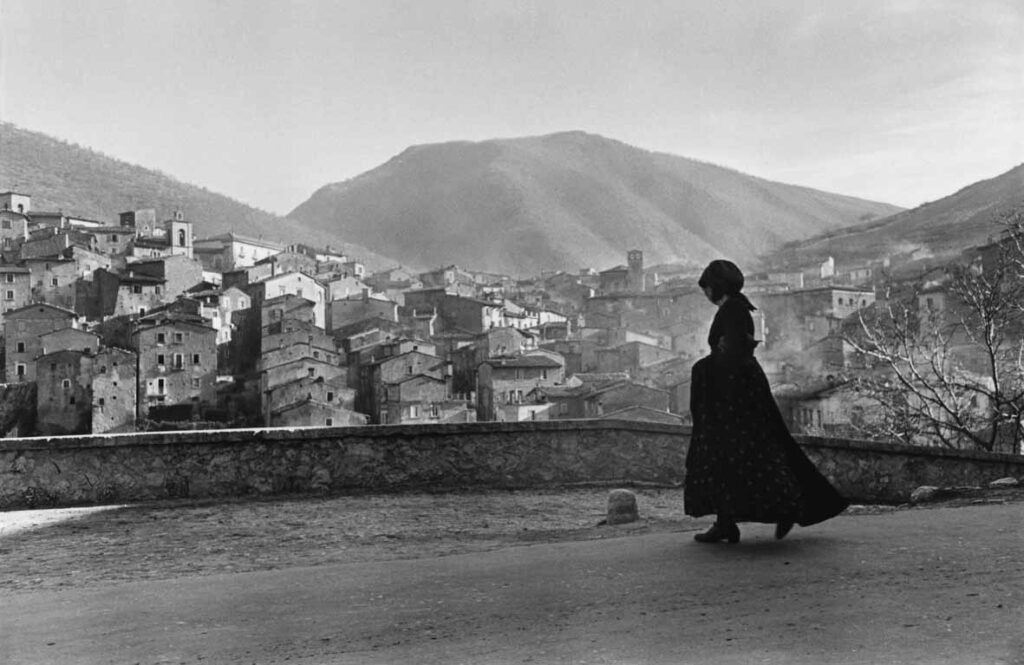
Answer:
[703,285,716,303]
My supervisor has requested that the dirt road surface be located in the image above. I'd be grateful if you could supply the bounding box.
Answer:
[1,489,1022,664]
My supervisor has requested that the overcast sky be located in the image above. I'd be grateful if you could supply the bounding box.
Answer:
[1,0,1021,215]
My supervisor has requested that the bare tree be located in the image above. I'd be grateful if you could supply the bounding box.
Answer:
[842,210,1024,452]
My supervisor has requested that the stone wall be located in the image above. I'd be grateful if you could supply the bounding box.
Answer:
[2,420,1023,509]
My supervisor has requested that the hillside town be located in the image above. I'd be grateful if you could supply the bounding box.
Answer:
[0,189,1016,452]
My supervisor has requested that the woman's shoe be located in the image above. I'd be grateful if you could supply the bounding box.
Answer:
[694,522,740,544]
[775,520,795,540]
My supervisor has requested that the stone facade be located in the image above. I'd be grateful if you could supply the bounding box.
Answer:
[2,422,1024,509]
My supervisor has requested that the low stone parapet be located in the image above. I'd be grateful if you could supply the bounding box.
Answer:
[1,421,1022,509]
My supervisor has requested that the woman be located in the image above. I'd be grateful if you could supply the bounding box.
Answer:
[685,259,848,544]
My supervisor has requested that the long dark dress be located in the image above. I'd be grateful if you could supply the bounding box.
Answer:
[684,296,849,526]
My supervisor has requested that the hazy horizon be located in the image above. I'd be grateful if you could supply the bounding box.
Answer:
[1,1,1021,216]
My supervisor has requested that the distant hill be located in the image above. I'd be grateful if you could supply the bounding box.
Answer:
[288,131,903,277]
[762,164,1024,270]
[0,122,398,271]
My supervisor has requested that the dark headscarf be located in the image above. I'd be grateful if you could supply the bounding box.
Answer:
[698,259,756,310]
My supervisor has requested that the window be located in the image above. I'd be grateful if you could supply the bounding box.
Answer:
[326,391,334,402]
[62,379,71,389]
[173,354,183,369]
[4,290,13,300]
[157,333,166,344]
[408,405,420,419]
[308,368,315,377]
[4,274,12,283]
[541,369,548,380]
[51,278,58,287]
[100,365,107,374]
[157,378,165,394]
[16,342,25,353]
[157,354,166,366]
[429,404,439,418]
[325,418,334,426]
[407,366,413,375]
[16,363,25,377]
[132,284,142,294]
[174,332,183,343]
[313,350,320,359]
[98,397,105,410]
[517,389,523,403]
[69,396,76,405]
[155,285,162,295]
[192,354,200,364]
[191,378,201,388]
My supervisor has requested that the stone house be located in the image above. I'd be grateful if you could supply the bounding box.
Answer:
[260,357,346,421]
[450,327,536,396]
[255,250,318,278]
[127,255,204,303]
[3,303,80,382]
[40,327,100,356]
[91,346,138,433]
[23,257,79,310]
[185,285,251,346]
[476,354,565,421]
[260,294,318,340]
[112,270,166,318]
[35,349,94,435]
[246,271,327,330]
[192,232,284,272]
[377,373,452,424]
[419,264,475,292]
[266,375,363,428]
[327,292,399,332]
[0,209,30,251]
[322,274,370,302]
[118,209,158,237]
[0,264,32,322]
[131,314,217,420]
[757,286,876,358]
[0,191,32,215]
[594,341,679,376]
[537,378,669,420]
[88,226,137,257]
[18,228,93,261]
[773,379,879,439]
[271,398,366,428]
[360,350,451,424]
[402,289,503,334]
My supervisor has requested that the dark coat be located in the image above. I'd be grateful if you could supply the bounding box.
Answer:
[684,296,848,525]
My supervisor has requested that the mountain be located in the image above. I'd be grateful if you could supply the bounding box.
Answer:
[0,122,398,271]
[288,131,903,277]
[762,164,1024,270]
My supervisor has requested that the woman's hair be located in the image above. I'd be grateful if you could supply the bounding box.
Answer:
[698,260,745,302]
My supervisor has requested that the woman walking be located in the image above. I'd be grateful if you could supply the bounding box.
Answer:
[685,259,848,543]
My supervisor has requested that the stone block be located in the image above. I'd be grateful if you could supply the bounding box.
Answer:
[607,489,639,525]
[910,486,939,503]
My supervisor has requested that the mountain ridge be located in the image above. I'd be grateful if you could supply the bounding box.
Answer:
[0,122,399,271]
[289,131,903,277]
[763,162,1024,269]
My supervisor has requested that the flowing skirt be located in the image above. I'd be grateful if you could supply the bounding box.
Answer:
[684,354,849,525]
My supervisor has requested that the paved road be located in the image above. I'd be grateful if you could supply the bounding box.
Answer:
[3,502,1023,664]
